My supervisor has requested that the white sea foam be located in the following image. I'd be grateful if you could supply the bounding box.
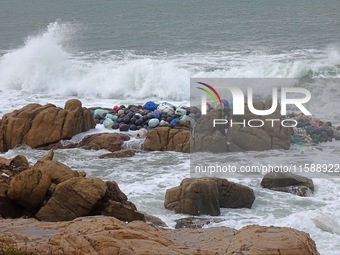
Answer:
[0,22,339,104]
[1,22,340,255]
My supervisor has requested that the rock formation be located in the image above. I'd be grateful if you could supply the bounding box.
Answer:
[0,99,95,152]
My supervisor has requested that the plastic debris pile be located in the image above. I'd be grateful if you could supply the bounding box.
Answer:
[92,101,201,132]
[289,113,340,146]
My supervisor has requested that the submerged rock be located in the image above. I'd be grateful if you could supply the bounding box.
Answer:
[175,217,225,229]
[74,133,130,152]
[261,172,314,196]
[99,149,136,158]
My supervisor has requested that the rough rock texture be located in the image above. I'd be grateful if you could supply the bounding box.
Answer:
[164,178,255,216]
[261,172,314,196]
[142,212,168,228]
[0,216,237,255]
[191,99,291,152]
[35,177,107,221]
[193,130,228,153]
[0,217,320,255]
[7,169,51,211]
[212,178,255,209]
[165,178,220,216]
[103,180,130,204]
[99,149,136,158]
[32,159,85,184]
[175,217,225,229]
[0,156,11,168]
[0,99,95,152]
[94,200,146,222]
[144,124,190,153]
[226,224,320,255]
[191,109,229,152]
[9,155,30,173]
[90,180,141,222]
[0,152,141,222]
[227,99,291,151]
[194,109,228,136]
[74,133,130,152]
[227,126,272,151]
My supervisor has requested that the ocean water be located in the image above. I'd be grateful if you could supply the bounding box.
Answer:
[1,1,340,254]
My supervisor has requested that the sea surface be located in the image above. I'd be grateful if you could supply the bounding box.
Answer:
[1,1,340,254]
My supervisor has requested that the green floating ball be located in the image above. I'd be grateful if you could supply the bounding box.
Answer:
[148,118,160,128]
[103,118,114,129]
[94,109,109,117]
[105,114,118,121]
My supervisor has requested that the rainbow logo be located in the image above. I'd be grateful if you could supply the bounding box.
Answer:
[196,82,223,114]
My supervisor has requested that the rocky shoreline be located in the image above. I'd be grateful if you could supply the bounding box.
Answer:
[0,98,337,254]
[0,216,320,255]
[0,99,339,154]
[0,150,320,254]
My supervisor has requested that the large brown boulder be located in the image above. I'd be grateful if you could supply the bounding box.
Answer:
[226,224,320,255]
[75,133,130,152]
[261,172,314,196]
[35,177,107,221]
[0,99,95,152]
[165,178,255,216]
[144,125,190,153]
[7,169,51,211]
[165,178,220,216]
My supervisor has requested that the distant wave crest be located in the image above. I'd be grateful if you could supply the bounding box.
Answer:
[0,22,339,101]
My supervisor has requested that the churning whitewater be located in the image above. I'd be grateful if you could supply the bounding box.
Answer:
[0,19,340,255]
[0,22,340,102]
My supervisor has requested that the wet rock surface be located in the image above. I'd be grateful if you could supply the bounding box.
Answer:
[261,172,314,197]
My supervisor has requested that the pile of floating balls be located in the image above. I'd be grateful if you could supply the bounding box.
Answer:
[289,113,340,145]
[92,101,340,147]
[92,101,201,132]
